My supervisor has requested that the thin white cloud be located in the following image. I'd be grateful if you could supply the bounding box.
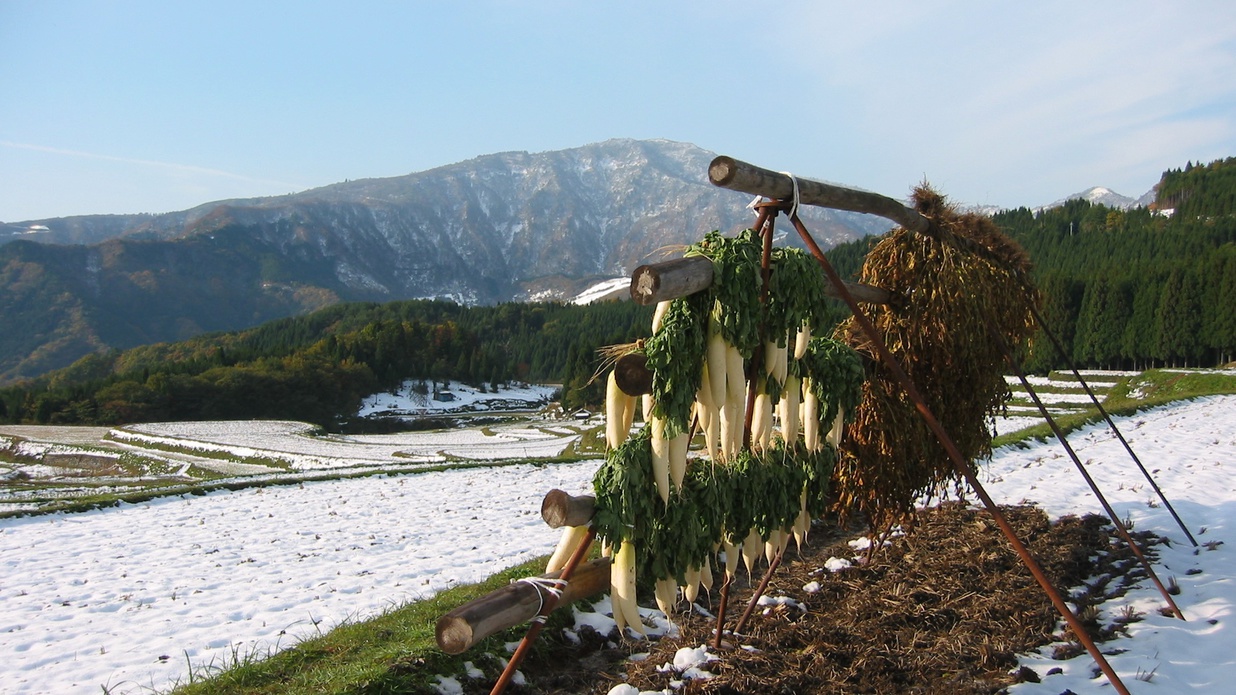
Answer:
[0,140,304,192]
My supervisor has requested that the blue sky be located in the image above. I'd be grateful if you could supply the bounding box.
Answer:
[2,0,1234,222]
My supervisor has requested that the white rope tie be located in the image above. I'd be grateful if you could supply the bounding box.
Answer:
[516,576,569,623]
[781,171,801,220]
[745,171,801,220]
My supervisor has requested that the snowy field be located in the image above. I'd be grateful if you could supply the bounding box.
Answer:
[0,459,602,694]
[1,385,1233,693]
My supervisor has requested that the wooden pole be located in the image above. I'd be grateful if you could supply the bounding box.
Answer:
[630,254,893,307]
[540,489,596,529]
[437,556,611,655]
[709,156,931,234]
[613,352,653,397]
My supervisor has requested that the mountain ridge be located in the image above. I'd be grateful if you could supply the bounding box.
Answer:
[0,139,890,383]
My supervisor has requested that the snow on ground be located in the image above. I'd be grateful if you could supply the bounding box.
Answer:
[0,460,601,694]
[1,393,1234,694]
[981,395,1236,693]
[356,380,557,418]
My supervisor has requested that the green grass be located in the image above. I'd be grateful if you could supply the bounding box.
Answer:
[166,556,578,695]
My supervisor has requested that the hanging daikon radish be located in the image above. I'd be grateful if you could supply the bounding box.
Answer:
[827,408,846,448]
[654,577,677,617]
[650,417,670,504]
[763,339,779,378]
[545,524,590,573]
[726,343,747,457]
[642,393,654,424]
[718,402,736,462]
[698,372,721,461]
[741,529,762,575]
[791,488,810,552]
[722,538,740,579]
[763,529,783,565]
[775,333,789,385]
[706,321,728,407]
[682,565,702,603]
[651,300,671,334]
[751,392,772,452]
[700,554,714,591]
[779,374,801,445]
[611,540,645,636]
[605,370,629,449]
[794,321,812,360]
[802,378,821,452]
[669,431,689,492]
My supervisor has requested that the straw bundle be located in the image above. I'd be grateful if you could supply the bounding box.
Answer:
[833,185,1038,533]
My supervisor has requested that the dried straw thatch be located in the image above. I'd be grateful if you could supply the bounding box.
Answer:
[833,185,1039,533]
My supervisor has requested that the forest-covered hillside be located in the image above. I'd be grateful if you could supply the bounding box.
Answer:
[2,157,1232,429]
[995,157,1236,372]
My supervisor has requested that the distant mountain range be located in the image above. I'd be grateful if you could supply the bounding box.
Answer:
[0,139,897,383]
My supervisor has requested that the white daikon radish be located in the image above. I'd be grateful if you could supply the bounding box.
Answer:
[683,565,701,603]
[775,337,788,385]
[794,321,812,360]
[802,379,820,452]
[706,325,728,407]
[751,392,771,451]
[742,529,763,575]
[700,554,714,591]
[612,541,645,636]
[654,577,677,617]
[545,524,590,573]
[650,417,670,504]
[827,408,846,448]
[642,393,654,424]
[669,431,689,492]
[722,538,740,579]
[605,370,627,449]
[651,300,671,334]
[763,339,779,378]
[780,374,801,445]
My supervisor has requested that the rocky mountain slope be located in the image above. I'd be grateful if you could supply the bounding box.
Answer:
[0,139,890,383]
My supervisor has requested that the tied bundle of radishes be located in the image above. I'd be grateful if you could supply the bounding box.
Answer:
[551,229,865,636]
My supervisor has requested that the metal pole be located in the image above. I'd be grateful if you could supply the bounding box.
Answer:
[1028,304,1198,546]
[989,316,1186,620]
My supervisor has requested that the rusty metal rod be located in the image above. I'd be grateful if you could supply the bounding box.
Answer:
[713,572,733,650]
[787,212,1132,695]
[489,528,596,695]
[989,316,1186,620]
[1028,304,1198,546]
[733,542,787,635]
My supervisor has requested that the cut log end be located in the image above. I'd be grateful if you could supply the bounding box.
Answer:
[541,488,596,528]
[614,352,653,396]
[435,616,475,656]
[708,156,739,187]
